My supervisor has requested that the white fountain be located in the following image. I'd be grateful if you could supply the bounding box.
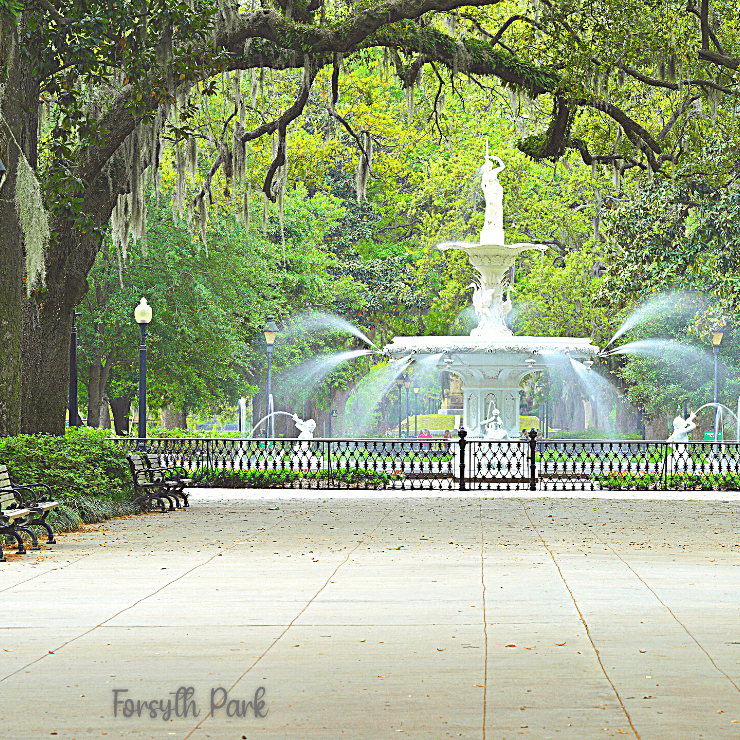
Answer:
[384,147,600,437]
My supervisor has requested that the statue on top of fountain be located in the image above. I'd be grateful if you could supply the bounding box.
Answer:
[480,146,506,246]
[437,142,546,340]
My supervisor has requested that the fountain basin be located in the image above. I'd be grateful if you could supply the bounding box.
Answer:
[386,335,599,437]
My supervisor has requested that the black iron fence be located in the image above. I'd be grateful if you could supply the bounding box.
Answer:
[115,431,740,492]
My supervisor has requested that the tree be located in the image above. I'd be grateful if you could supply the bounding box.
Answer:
[2,0,739,435]
[600,176,740,418]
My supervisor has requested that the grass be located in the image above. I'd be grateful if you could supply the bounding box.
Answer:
[392,414,542,433]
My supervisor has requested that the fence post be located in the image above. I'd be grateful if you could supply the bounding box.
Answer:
[457,421,468,491]
[528,429,538,491]
[327,439,332,488]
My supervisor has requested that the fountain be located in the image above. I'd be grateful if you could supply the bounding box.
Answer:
[383,146,599,437]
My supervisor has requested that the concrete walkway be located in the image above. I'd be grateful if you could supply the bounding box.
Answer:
[3,489,740,740]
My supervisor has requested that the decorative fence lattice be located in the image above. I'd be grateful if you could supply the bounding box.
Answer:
[115,432,740,492]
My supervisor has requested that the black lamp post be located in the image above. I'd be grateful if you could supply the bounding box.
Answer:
[712,326,725,443]
[413,383,419,437]
[263,315,279,439]
[68,311,81,428]
[403,375,411,436]
[395,377,403,438]
[134,297,152,450]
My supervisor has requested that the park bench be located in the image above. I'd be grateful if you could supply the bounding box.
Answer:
[144,454,191,508]
[0,464,59,560]
[127,454,191,512]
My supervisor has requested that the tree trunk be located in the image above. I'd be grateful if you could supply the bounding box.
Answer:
[160,404,186,429]
[86,360,103,428]
[0,18,28,436]
[332,387,353,437]
[101,396,112,430]
[645,414,669,441]
[109,396,132,436]
[21,168,119,433]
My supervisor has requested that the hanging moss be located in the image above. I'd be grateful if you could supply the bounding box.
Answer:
[15,153,49,296]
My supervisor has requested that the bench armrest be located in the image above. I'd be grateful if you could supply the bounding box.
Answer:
[13,480,54,501]
[8,484,40,507]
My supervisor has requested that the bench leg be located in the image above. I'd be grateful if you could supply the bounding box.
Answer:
[0,537,4,561]
[151,494,167,513]
[8,528,25,554]
[30,514,56,544]
[16,523,40,551]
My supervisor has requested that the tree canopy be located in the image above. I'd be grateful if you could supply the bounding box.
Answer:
[1,0,740,434]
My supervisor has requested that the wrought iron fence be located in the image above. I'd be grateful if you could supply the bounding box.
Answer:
[115,433,740,492]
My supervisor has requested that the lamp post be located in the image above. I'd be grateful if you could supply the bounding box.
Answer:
[403,375,411,436]
[68,311,81,428]
[396,377,403,438]
[413,383,419,438]
[712,326,725,444]
[263,315,279,439]
[134,298,153,451]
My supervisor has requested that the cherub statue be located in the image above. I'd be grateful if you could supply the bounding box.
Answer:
[480,405,511,441]
[667,412,697,443]
[292,414,317,440]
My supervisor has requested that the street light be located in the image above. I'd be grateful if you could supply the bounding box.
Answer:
[712,326,725,443]
[134,297,153,450]
[413,383,420,438]
[403,375,411,436]
[68,311,81,428]
[395,377,404,438]
[263,315,279,439]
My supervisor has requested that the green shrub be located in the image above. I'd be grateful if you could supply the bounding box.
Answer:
[597,472,740,490]
[189,466,389,488]
[0,428,136,521]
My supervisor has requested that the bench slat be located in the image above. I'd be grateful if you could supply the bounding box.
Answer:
[2,508,30,520]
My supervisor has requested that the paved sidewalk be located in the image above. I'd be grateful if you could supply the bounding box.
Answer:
[2,490,740,740]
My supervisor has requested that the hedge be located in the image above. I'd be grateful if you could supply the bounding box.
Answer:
[0,428,139,532]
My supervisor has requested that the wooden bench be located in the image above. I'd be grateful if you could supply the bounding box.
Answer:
[0,465,59,560]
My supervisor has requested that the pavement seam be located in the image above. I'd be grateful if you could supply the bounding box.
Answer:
[578,516,740,695]
[0,552,94,593]
[520,501,642,740]
[0,512,289,684]
[479,500,489,740]
[181,500,400,740]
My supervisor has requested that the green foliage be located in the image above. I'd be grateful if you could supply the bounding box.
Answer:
[601,178,740,416]
[0,427,133,501]
[598,472,740,491]
[189,466,389,488]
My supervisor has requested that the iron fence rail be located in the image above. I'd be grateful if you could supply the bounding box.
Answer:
[114,433,740,492]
